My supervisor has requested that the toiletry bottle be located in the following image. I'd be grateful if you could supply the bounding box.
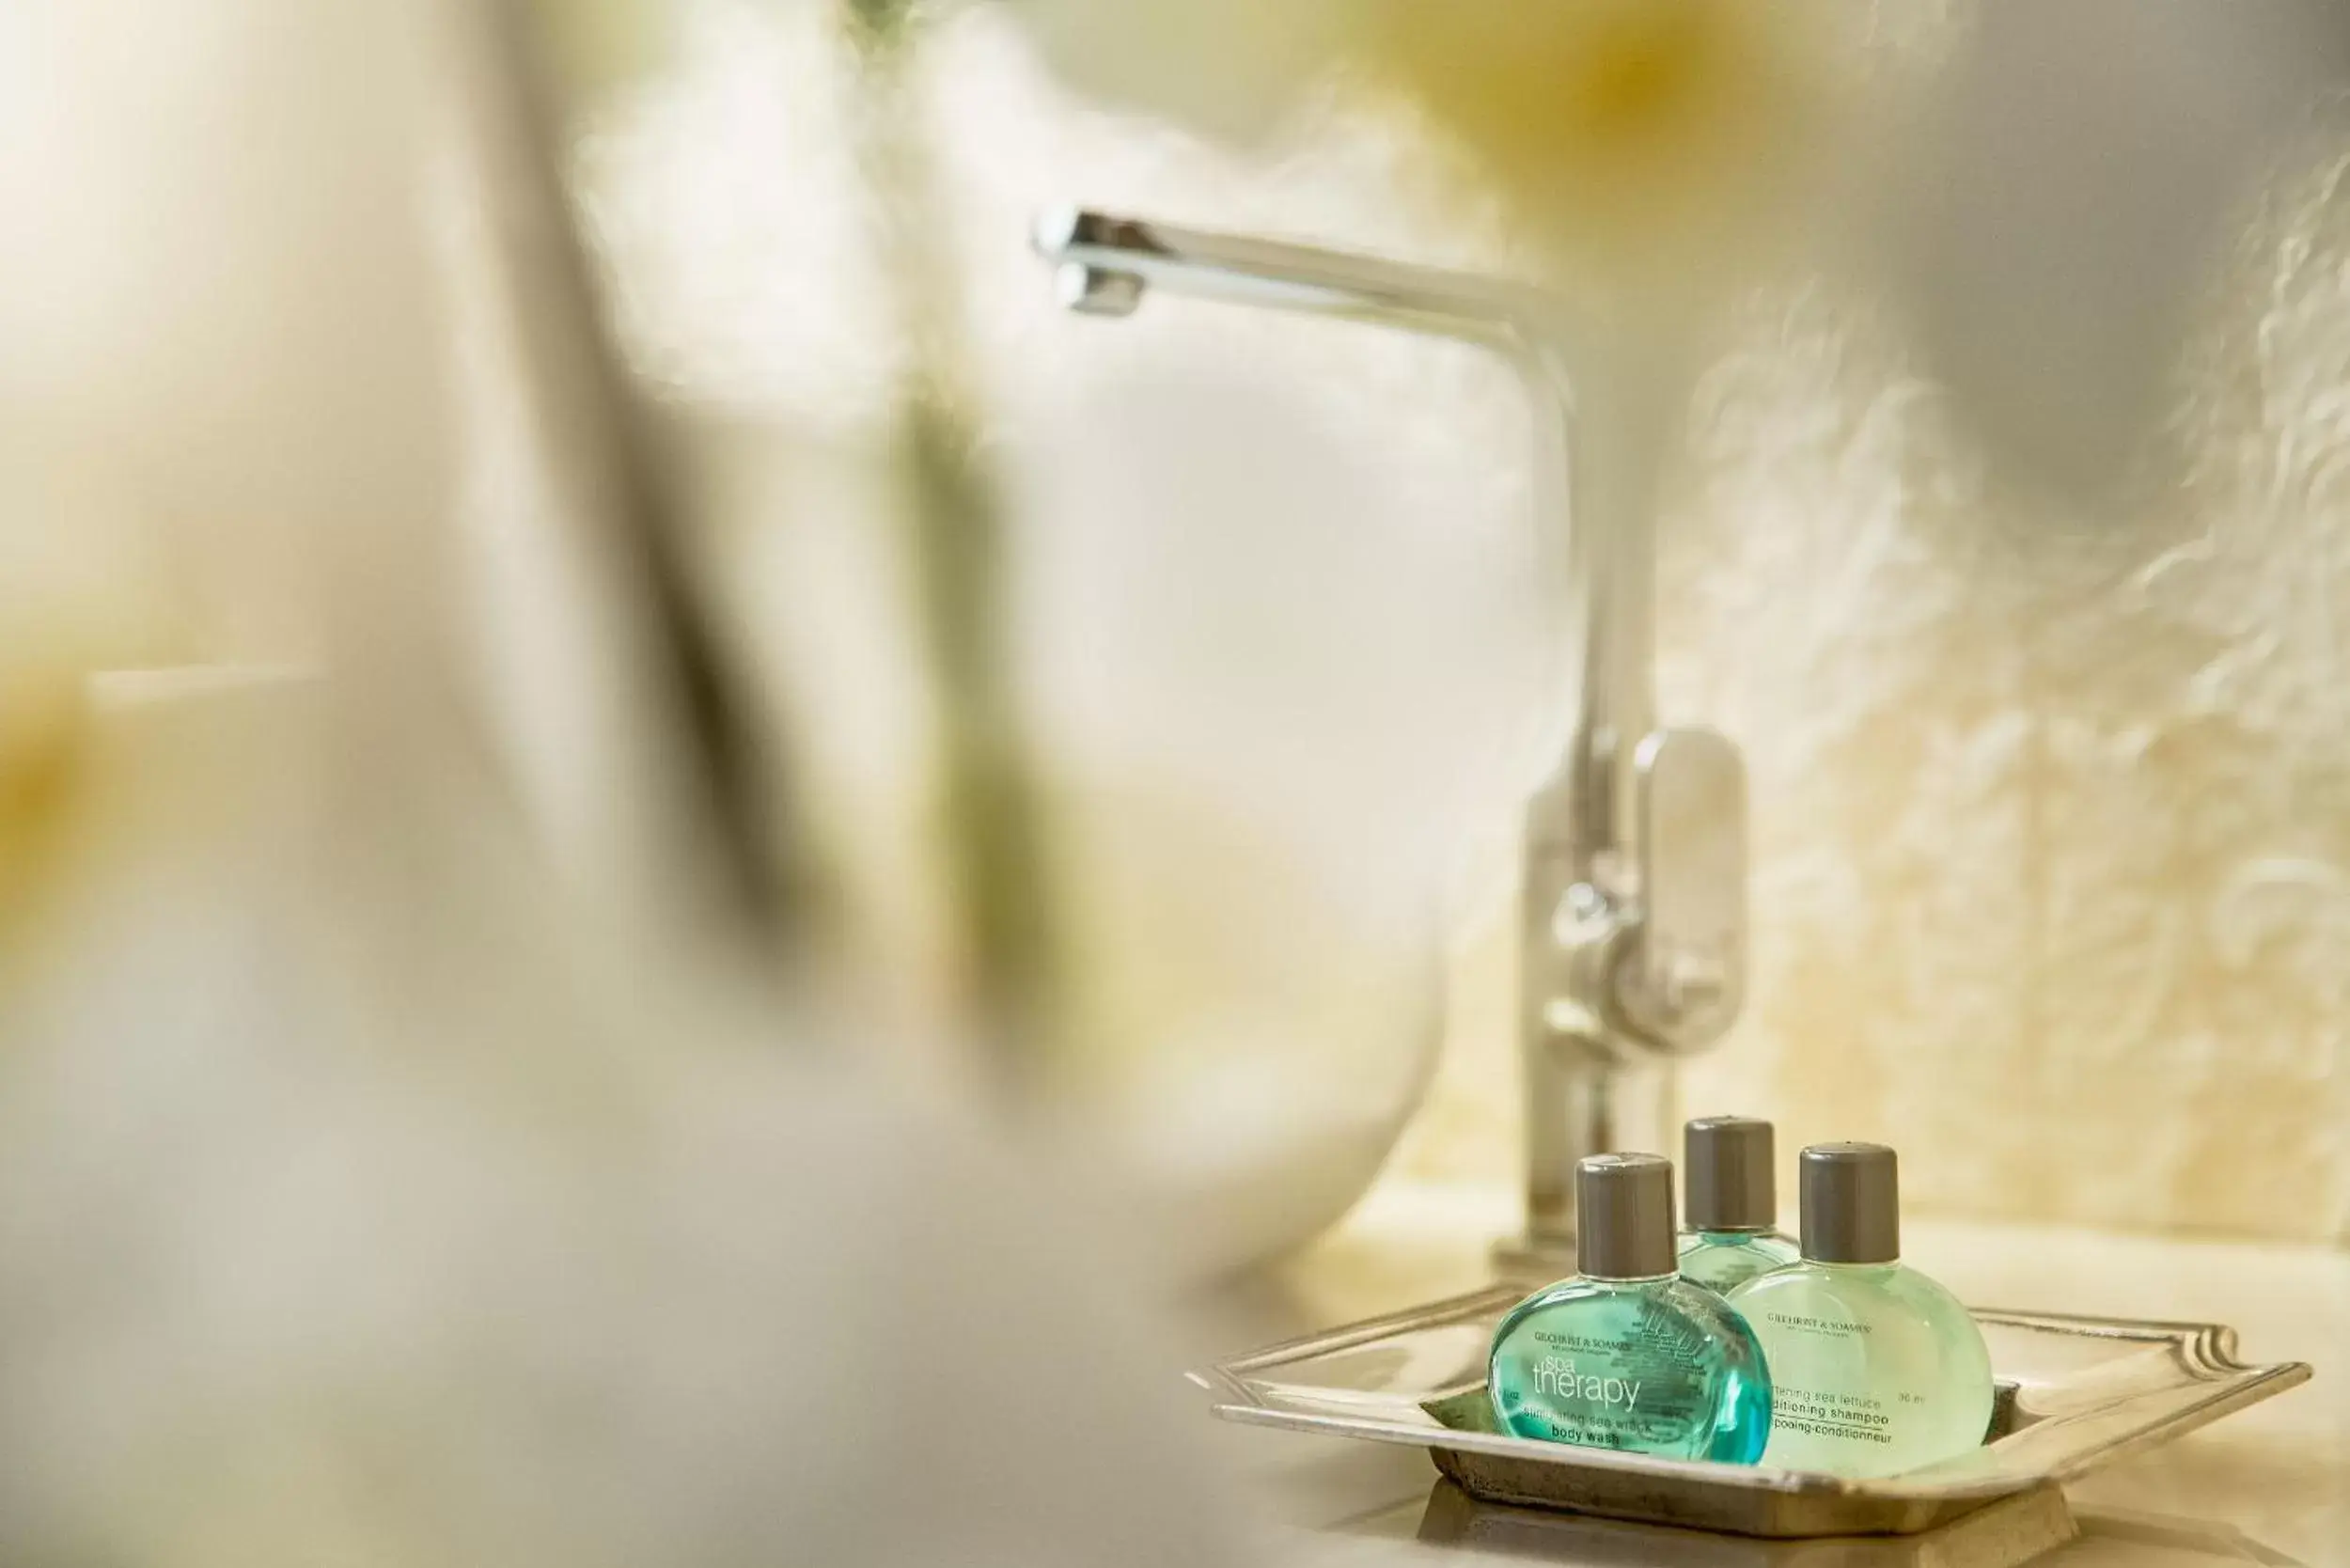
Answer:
[1727,1144,1995,1478]
[1676,1116,1800,1291]
[1489,1154,1773,1463]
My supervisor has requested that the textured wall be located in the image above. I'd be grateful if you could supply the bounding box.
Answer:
[1408,162,2350,1246]
[1685,165,2350,1243]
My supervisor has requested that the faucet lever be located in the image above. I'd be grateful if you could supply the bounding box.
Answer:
[1622,729,1747,1050]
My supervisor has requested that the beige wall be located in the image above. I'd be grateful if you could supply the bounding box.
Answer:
[1401,165,2350,1245]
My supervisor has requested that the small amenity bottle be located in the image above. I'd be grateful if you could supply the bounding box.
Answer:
[1676,1116,1800,1291]
[1488,1153,1773,1463]
[1727,1144,1995,1478]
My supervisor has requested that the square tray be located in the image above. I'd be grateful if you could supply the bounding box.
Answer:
[1194,1284,2311,1538]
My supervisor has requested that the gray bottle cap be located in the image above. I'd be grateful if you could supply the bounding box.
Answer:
[1575,1153,1678,1280]
[1799,1142,1902,1264]
[1684,1116,1777,1231]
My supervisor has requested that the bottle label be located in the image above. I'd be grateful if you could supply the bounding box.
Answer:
[1767,1387,1897,1447]
[1758,1312,1895,1450]
[1737,1276,1993,1476]
[1530,1356,1640,1409]
[1509,1316,1711,1448]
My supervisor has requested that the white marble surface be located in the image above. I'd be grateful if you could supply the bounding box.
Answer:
[1183,1182,2349,1566]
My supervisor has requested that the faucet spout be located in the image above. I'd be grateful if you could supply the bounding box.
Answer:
[1034,206,1747,1269]
[1037,207,1540,336]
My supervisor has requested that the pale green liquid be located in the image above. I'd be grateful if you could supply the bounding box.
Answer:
[1726,1261,1994,1478]
[1488,1274,1773,1464]
[1677,1228,1800,1292]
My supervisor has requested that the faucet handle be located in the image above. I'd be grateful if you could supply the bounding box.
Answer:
[1621,729,1747,1052]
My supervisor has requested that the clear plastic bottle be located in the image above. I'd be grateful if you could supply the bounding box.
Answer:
[1727,1143,1995,1478]
[1488,1154,1773,1464]
[1675,1116,1801,1292]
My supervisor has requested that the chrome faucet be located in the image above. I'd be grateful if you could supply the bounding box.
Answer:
[1033,208,1747,1269]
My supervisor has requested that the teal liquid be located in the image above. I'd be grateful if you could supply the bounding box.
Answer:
[1487,1274,1773,1464]
[1678,1228,1801,1292]
[1726,1261,1994,1478]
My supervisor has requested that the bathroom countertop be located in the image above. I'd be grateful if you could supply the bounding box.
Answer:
[1186,1182,2350,1568]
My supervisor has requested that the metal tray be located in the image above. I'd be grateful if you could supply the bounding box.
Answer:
[1195,1284,2311,1539]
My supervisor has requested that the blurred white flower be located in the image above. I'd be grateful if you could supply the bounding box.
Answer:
[0,632,118,959]
[526,0,676,101]
[1014,0,1857,322]
[1012,0,1343,144]
[0,3,1262,1563]
[1010,0,2350,506]
[1355,1,1853,313]
[0,832,1245,1567]
[1879,0,2350,502]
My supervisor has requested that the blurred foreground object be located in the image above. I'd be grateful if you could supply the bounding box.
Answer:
[1012,0,2350,507]
[838,0,1063,1094]
[1016,1,1863,335]
[525,0,674,102]
[1881,0,2350,503]
[0,627,124,958]
[583,1,1465,1276]
[0,0,1255,1561]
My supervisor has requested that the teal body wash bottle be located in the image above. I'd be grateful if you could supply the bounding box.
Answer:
[1727,1144,1995,1478]
[1676,1116,1800,1291]
[1489,1154,1773,1463]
